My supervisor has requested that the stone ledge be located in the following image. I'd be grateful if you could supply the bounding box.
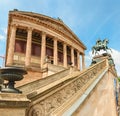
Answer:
[51,67,108,116]
[0,93,30,108]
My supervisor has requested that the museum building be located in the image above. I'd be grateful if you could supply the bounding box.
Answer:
[5,9,86,79]
[0,10,118,116]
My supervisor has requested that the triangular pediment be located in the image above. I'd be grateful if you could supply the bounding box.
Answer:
[10,10,86,49]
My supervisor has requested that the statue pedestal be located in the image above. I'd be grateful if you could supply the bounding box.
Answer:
[91,53,117,76]
[91,53,111,65]
[0,93,30,116]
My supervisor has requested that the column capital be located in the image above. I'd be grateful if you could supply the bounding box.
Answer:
[53,36,58,40]
[63,42,67,46]
[71,46,74,50]
[27,27,33,31]
[10,23,18,29]
[80,52,84,55]
[42,31,46,36]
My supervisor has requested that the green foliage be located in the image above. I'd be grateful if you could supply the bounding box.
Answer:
[118,77,120,82]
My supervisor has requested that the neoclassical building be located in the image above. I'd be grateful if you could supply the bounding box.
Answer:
[5,9,86,77]
[0,10,118,116]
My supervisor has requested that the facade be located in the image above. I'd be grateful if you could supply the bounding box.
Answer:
[0,10,118,116]
[5,9,86,73]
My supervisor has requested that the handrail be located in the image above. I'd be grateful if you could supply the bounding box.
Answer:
[18,68,70,94]
[55,66,109,116]
[26,59,108,116]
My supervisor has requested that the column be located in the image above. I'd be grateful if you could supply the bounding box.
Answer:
[71,47,74,66]
[63,43,67,67]
[25,27,32,67]
[77,51,80,70]
[82,54,85,70]
[6,24,17,65]
[54,38,58,65]
[77,51,81,70]
[41,32,46,68]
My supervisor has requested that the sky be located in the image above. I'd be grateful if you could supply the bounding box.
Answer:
[0,0,120,75]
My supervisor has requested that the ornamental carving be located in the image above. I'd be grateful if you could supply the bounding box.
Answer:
[12,13,76,42]
[35,18,74,39]
[27,60,106,116]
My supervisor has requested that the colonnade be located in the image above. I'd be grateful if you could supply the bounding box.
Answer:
[6,24,85,70]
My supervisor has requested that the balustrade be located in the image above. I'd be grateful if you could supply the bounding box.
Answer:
[27,59,107,116]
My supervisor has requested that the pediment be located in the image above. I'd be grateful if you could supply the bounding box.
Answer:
[10,10,86,49]
[20,12,75,37]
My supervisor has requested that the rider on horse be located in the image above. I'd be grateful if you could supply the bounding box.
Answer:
[96,39,102,48]
[92,38,111,55]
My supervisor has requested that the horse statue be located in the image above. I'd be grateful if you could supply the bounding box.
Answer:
[92,38,112,55]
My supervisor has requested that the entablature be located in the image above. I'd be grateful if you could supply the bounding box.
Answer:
[9,10,86,50]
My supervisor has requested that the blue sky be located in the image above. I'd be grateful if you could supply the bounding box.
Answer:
[0,0,120,75]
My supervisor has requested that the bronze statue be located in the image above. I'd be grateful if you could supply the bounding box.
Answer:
[92,38,112,55]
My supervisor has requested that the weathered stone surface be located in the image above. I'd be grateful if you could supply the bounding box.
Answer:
[72,71,117,116]
[0,93,30,116]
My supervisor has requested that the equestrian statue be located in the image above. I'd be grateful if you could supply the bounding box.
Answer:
[92,38,112,55]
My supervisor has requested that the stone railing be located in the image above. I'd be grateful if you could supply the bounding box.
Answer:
[13,52,41,67]
[26,59,107,116]
[18,68,70,94]
[31,56,41,65]
[13,53,25,65]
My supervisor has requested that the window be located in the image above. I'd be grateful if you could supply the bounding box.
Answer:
[15,40,26,53]
[31,43,41,56]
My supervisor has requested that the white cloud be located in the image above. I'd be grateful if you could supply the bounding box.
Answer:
[0,28,7,41]
[111,48,120,76]
[85,48,120,76]
[0,35,5,40]
[2,28,7,35]
[111,48,120,64]
[85,51,92,67]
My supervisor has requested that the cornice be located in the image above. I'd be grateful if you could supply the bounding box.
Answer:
[9,11,86,50]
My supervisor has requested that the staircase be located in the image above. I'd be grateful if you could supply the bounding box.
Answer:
[18,59,117,116]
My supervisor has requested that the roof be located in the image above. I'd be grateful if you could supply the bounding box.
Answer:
[9,9,87,50]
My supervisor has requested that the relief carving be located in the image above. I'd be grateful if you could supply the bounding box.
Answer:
[29,104,45,116]
[36,19,74,39]
[27,60,106,116]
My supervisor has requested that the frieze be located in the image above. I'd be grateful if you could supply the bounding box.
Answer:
[10,13,83,47]
[36,19,74,39]
[27,60,107,116]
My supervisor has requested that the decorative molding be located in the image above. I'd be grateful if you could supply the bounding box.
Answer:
[26,60,107,116]
[9,12,86,49]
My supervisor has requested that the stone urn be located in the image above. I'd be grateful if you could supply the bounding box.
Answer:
[0,67,27,93]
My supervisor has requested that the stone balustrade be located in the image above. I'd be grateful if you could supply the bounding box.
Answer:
[26,59,107,116]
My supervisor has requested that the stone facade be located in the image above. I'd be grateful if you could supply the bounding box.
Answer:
[0,9,118,116]
[5,9,86,85]
[72,70,117,116]
[5,9,86,71]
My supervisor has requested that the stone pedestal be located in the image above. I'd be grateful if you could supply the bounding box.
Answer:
[91,53,111,65]
[91,53,117,76]
[0,93,30,116]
